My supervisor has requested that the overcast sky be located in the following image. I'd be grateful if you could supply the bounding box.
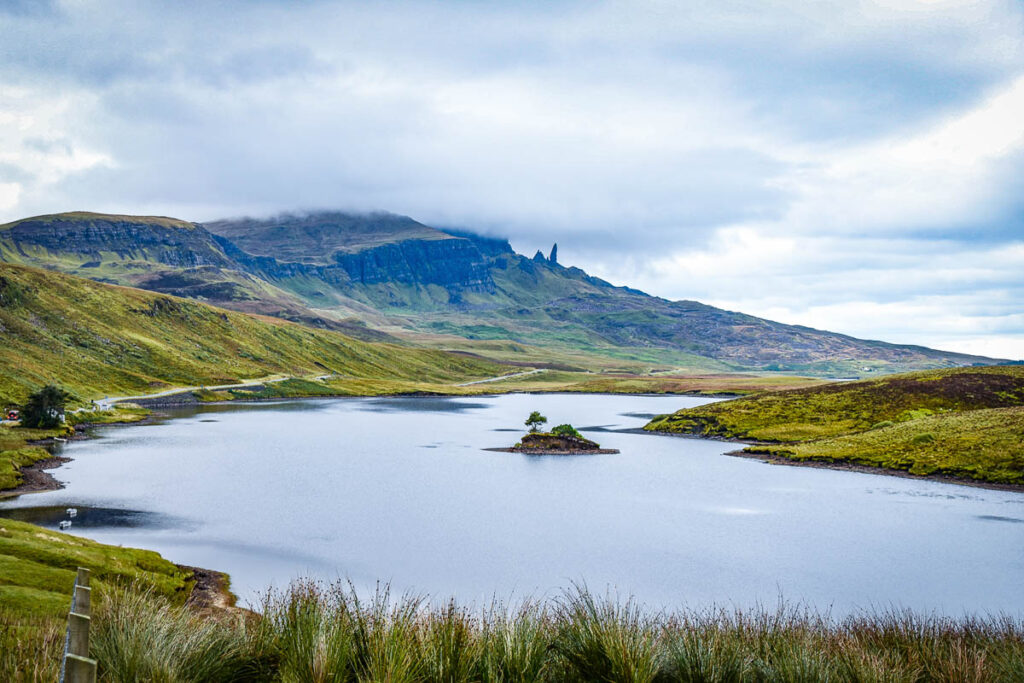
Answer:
[1,1,1021,359]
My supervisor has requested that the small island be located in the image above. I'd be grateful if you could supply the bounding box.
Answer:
[489,411,620,455]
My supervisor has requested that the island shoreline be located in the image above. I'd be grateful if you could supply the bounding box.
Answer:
[639,427,1024,493]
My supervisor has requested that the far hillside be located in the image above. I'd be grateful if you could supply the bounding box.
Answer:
[0,262,504,406]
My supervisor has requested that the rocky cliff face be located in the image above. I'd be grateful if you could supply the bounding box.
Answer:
[334,238,493,289]
[2,212,498,300]
[212,233,495,294]
[207,212,497,295]
[2,214,235,269]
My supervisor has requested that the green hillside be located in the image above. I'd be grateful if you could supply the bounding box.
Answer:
[646,365,1024,441]
[645,365,1024,484]
[0,262,503,407]
[750,407,1024,484]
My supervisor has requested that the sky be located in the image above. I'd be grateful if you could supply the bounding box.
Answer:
[1,0,1022,359]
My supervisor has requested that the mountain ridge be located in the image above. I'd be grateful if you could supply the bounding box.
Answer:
[0,210,1002,373]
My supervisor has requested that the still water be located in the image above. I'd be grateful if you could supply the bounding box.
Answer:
[2,393,1022,616]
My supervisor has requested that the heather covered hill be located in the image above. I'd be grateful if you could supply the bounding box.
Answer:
[751,406,1024,485]
[646,365,1024,441]
[645,365,1024,485]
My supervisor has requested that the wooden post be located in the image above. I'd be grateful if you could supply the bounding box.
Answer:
[67,612,90,657]
[64,654,97,683]
[76,566,91,588]
[74,585,91,614]
[60,568,98,683]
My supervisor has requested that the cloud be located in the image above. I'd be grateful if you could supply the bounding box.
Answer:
[0,0,1021,357]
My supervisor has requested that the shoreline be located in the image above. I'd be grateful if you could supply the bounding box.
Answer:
[729,448,1024,493]
[126,387,744,409]
[484,446,620,455]
[0,454,71,499]
[639,427,1024,493]
[0,414,166,499]
[179,564,242,616]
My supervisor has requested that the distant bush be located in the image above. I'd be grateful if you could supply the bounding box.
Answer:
[19,385,73,429]
[551,423,583,438]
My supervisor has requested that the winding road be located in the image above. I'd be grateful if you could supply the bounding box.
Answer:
[456,368,545,386]
[77,368,540,412]
[89,375,294,410]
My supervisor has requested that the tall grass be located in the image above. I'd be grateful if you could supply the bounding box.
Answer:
[0,610,63,682]
[90,586,264,682]
[35,581,1024,682]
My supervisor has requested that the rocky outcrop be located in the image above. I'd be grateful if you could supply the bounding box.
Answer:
[3,215,235,269]
[206,213,498,294]
[519,432,601,451]
[334,238,493,290]
[497,432,619,454]
[213,234,495,294]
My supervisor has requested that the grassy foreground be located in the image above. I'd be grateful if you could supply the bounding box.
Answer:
[5,581,1024,682]
[646,365,1024,485]
[0,517,192,681]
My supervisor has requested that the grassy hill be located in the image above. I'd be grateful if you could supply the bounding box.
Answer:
[750,407,1024,485]
[0,517,190,618]
[0,262,503,408]
[645,365,1024,484]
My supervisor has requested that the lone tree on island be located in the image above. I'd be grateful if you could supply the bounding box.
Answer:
[525,411,547,433]
[20,385,72,429]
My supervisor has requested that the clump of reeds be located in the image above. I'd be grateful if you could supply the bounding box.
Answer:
[78,580,1024,682]
[90,585,263,682]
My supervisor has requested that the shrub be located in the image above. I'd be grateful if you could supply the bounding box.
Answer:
[551,424,582,439]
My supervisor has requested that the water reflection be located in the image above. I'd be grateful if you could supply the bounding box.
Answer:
[0,505,181,530]
[358,398,491,413]
[977,515,1024,524]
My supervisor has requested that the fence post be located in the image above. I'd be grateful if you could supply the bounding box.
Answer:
[74,585,92,614]
[67,613,90,659]
[59,567,98,683]
[64,654,97,683]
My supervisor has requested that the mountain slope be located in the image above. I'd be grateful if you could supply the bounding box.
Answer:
[0,212,392,341]
[0,262,502,405]
[0,210,1002,374]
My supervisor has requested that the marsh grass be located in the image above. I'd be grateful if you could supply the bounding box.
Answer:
[20,581,1024,682]
[0,609,63,682]
[91,586,264,682]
